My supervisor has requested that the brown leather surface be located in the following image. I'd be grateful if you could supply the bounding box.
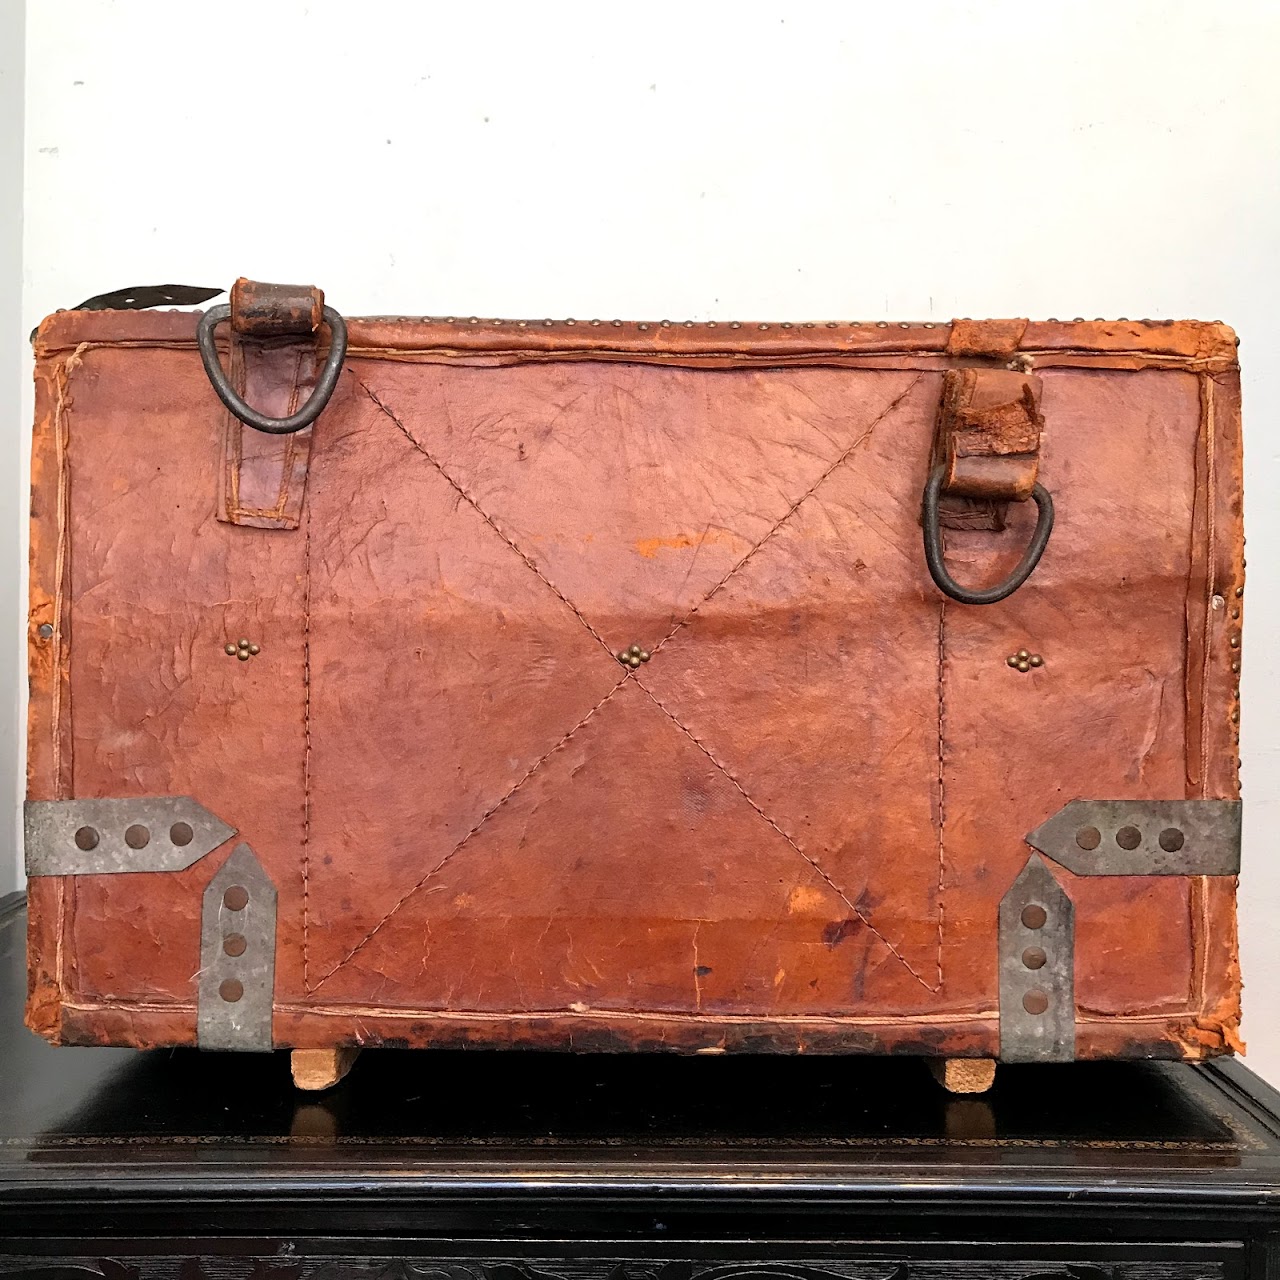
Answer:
[26,309,1244,1061]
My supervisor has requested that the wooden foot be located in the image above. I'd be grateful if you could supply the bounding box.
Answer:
[929,1057,997,1095]
[291,1046,360,1091]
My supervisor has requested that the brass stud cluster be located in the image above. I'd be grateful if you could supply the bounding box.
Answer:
[224,638,261,662]
[616,643,651,669]
[1007,648,1043,673]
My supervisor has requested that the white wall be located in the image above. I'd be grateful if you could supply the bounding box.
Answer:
[0,0,23,898]
[19,0,1280,1078]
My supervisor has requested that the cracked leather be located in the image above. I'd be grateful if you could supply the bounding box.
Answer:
[25,307,1243,1061]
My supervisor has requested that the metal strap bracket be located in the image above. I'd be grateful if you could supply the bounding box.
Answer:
[999,853,1076,1063]
[198,842,277,1051]
[1026,799,1241,876]
[24,797,235,876]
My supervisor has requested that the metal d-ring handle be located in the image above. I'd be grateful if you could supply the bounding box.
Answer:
[922,464,1055,605]
[197,303,347,435]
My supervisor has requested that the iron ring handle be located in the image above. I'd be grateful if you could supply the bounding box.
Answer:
[922,464,1055,605]
[197,303,347,435]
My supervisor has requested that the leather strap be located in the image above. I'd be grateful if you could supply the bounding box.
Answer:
[230,278,323,337]
[935,367,1045,502]
[947,317,1029,360]
[217,285,320,529]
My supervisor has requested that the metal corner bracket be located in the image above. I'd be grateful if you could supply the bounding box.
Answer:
[1025,798,1241,876]
[24,797,236,876]
[198,842,277,1051]
[998,853,1075,1063]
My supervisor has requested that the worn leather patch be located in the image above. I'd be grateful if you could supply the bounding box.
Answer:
[931,367,1044,529]
[947,317,1029,360]
[218,337,317,530]
[230,277,322,338]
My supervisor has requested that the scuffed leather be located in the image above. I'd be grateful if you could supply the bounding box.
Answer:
[230,277,323,337]
[25,312,1244,1061]
[936,367,1044,502]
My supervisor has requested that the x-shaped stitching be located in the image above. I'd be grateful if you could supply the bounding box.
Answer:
[311,370,933,993]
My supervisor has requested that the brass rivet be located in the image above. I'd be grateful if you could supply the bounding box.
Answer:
[616,651,629,664]
[1231,707,1240,723]
[1236,586,1244,597]
[1075,826,1101,851]
[1211,593,1225,610]
[1023,990,1049,1015]
[73,826,99,851]
[1022,946,1047,970]
[1028,654,1044,668]
[611,319,622,327]
[170,821,194,847]
[248,643,260,656]
[1016,660,1030,672]
[1017,649,1030,660]
[219,978,244,1003]
[1021,904,1047,930]
[639,650,650,662]
[1232,660,1241,673]
[638,323,650,331]
[1006,655,1019,668]
[1230,635,1240,648]
[225,643,238,656]
[237,638,250,649]
[660,320,671,328]
[565,318,576,325]
[124,823,150,850]
[629,644,641,656]
[223,933,247,958]
[1116,825,1142,850]
[1159,827,1185,852]
[876,321,888,328]
[628,654,641,668]
[758,323,770,330]
[223,885,249,912]
[730,321,741,329]
[38,623,53,639]
[237,650,250,661]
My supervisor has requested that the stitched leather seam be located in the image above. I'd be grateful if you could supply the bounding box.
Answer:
[354,374,616,658]
[1200,374,1216,797]
[302,506,314,991]
[51,351,83,1014]
[311,671,632,991]
[271,349,305,519]
[935,597,947,991]
[1196,374,1217,1014]
[635,680,938,993]
[649,374,927,661]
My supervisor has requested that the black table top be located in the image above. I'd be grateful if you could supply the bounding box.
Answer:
[3,891,1280,1240]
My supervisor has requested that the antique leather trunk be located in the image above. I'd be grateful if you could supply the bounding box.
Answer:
[24,284,1245,1069]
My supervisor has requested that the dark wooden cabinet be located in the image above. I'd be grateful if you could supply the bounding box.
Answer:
[2,893,1278,1277]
